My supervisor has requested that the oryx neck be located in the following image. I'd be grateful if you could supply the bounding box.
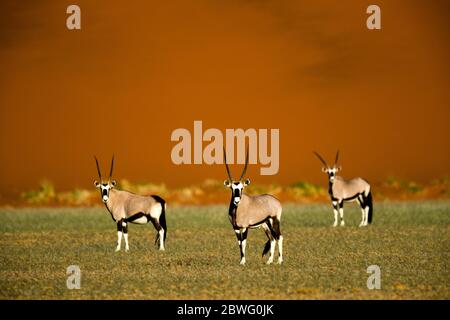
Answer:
[105,188,118,210]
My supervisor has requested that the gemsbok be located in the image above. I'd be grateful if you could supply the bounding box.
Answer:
[94,155,167,251]
[313,150,373,227]
[223,147,283,265]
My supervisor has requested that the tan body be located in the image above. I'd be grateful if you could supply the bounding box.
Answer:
[226,185,284,265]
[327,175,373,228]
[232,194,282,228]
[330,176,371,201]
[105,189,164,223]
[94,156,167,252]
[314,150,373,227]
[223,147,283,265]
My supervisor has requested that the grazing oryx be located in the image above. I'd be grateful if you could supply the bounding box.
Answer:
[223,147,283,265]
[314,150,373,227]
[94,156,167,251]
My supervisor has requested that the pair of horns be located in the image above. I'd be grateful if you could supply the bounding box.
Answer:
[223,146,249,181]
[313,150,339,167]
[95,155,114,181]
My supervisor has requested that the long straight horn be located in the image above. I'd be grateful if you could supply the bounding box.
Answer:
[313,151,328,167]
[94,156,102,181]
[334,150,340,166]
[223,147,233,181]
[109,154,115,181]
[239,145,249,181]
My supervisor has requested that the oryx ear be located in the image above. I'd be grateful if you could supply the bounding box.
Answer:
[94,180,101,188]
[224,180,231,187]
[111,180,117,187]
[336,166,342,172]
[322,167,328,173]
[244,179,251,186]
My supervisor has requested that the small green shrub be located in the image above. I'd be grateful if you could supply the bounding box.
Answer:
[21,180,56,204]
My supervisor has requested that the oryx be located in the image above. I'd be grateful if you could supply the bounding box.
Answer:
[223,147,283,265]
[313,150,373,227]
[94,155,167,251]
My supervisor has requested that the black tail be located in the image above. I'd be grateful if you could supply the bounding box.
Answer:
[262,240,271,257]
[367,191,373,224]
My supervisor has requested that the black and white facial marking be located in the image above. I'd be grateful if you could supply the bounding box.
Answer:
[314,151,341,183]
[94,180,117,203]
[224,179,250,205]
[94,155,117,203]
[322,166,341,183]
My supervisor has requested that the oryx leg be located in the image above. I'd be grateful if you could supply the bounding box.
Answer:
[235,228,248,265]
[332,201,339,227]
[338,201,345,226]
[360,194,370,226]
[265,220,278,265]
[261,223,274,261]
[357,195,367,227]
[116,220,124,252]
[364,206,370,226]
[122,220,129,252]
[271,218,283,264]
[150,218,165,251]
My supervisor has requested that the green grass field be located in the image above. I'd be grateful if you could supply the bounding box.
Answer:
[0,201,449,299]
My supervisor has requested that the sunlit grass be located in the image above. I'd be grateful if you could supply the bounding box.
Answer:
[0,201,449,299]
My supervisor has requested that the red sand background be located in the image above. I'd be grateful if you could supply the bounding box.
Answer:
[0,1,449,200]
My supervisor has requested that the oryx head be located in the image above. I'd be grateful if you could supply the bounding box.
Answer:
[223,146,250,205]
[94,155,117,203]
[313,150,342,183]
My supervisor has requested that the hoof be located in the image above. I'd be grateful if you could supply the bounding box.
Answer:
[332,223,338,227]
[115,247,120,252]
[276,259,283,265]
[125,247,129,252]
[340,221,345,227]
[266,259,274,265]
[239,259,246,265]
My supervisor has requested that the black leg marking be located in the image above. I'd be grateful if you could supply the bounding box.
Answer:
[262,223,273,257]
[267,219,281,240]
[272,218,282,238]
[234,228,241,243]
[151,218,163,246]
[332,201,339,211]
[367,191,373,224]
[239,229,248,260]
[117,220,123,232]
[362,194,369,209]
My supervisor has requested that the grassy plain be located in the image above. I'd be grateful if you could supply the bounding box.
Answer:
[0,201,448,299]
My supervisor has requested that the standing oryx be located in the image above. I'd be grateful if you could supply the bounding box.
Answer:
[223,147,283,265]
[314,150,373,227]
[94,155,167,251]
